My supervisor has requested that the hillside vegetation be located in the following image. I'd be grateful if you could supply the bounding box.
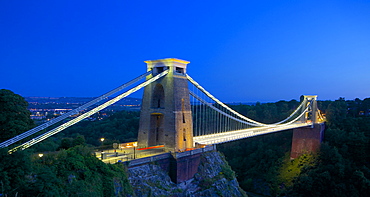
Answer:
[0,89,135,196]
[1,89,369,196]
[219,98,370,196]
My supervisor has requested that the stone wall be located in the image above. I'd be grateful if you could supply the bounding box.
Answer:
[290,123,325,159]
[127,151,247,197]
[125,145,216,184]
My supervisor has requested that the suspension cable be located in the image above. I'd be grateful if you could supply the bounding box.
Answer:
[0,71,152,148]
[187,74,267,126]
[8,70,169,153]
[269,101,305,125]
[187,74,306,126]
[190,90,310,129]
[189,91,262,126]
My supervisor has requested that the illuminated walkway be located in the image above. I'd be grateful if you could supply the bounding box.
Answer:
[194,122,312,145]
[96,146,166,164]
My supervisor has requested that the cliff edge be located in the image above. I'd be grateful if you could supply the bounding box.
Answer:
[128,151,247,197]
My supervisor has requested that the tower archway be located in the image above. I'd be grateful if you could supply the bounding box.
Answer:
[152,84,165,109]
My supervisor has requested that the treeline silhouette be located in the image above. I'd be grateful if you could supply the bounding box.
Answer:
[218,97,370,196]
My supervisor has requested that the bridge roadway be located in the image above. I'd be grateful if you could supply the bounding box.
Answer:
[193,122,313,145]
[96,123,313,163]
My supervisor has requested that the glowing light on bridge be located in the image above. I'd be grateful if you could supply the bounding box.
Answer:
[1,65,324,154]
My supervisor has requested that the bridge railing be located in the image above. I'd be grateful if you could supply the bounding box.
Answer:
[125,145,216,167]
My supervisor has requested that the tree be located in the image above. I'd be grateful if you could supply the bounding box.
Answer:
[0,89,34,142]
[219,98,370,196]
[326,98,347,128]
[0,148,34,196]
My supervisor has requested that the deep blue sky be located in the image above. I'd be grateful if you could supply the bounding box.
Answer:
[1,0,369,102]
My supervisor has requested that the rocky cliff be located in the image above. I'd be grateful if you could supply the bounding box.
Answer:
[127,151,247,197]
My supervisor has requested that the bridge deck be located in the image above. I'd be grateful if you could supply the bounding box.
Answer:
[193,123,313,145]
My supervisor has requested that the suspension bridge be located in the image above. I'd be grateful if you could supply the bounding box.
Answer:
[0,58,325,157]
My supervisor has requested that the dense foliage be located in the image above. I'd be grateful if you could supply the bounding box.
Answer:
[229,99,300,123]
[61,110,140,146]
[219,98,370,196]
[0,90,134,196]
[290,98,370,196]
[0,89,34,142]
[0,146,134,196]
[31,110,140,152]
[2,88,370,196]
[218,128,293,196]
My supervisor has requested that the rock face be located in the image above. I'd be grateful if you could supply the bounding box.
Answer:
[128,151,247,197]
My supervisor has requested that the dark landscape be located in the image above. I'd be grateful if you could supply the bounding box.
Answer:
[1,89,370,196]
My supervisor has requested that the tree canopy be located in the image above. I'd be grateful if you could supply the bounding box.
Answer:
[2,89,370,196]
[0,89,34,142]
[219,98,370,196]
[0,145,134,196]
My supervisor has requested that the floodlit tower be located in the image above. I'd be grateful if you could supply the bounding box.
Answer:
[301,95,318,125]
[137,58,193,152]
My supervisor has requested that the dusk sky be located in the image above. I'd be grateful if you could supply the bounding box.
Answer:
[1,1,369,102]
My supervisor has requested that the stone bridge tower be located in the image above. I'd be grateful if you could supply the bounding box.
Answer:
[291,95,325,159]
[300,95,319,125]
[137,58,193,152]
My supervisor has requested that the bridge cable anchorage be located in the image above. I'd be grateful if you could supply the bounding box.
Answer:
[187,74,308,126]
[8,70,169,153]
[0,71,152,149]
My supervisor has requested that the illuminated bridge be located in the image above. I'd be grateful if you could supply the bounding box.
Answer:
[0,58,325,158]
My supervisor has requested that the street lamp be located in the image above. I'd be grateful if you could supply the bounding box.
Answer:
[38,153,43,158]
[100,138,105,151]
[133,143,137,159]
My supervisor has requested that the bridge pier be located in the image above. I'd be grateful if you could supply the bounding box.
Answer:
[126,145,216,184]
[290,123,325,159]
[169,153,202,183]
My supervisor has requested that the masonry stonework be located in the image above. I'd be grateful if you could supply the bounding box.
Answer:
[290,123,325,159]
[137,58,194,152]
